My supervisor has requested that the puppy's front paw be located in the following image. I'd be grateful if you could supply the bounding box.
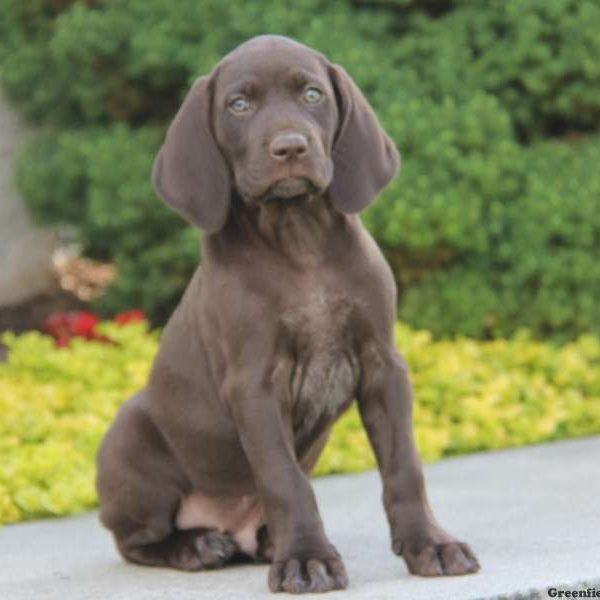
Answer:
[268,556,348,594]
[394,533,479,577]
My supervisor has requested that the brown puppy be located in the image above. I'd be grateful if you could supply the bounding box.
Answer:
[96,35,480,594]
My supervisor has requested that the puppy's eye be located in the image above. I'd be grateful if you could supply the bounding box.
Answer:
[229,97,251,113]
[303,87,323,104]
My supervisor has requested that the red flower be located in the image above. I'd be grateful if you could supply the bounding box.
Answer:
[43,309,144,347]
[44,313,71,338]
[114,309,146,326]
[69,311,99,338]
[43,311,101,347]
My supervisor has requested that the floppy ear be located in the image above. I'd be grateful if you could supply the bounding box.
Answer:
[328,65,400,213]
[152,76,231,232]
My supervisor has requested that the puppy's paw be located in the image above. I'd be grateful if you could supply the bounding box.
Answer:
[268,556,348,594]
[194,530,238,568]
[174,529,238,571]
[394,534,479,577]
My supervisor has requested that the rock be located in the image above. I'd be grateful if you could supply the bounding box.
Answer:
[0,91,57,310]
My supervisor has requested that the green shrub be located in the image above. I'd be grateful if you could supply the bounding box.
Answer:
[2,0,599,337]
[364,92,522,267]
[400,136,600,340]
[4,0,393,323]
[380,0,600,140]
[2,322,600,525]
[0,0,80,123]
[18,125,200,322]
[1,0,391,125]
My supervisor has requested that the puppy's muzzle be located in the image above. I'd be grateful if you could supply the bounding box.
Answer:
[263,177,318,201]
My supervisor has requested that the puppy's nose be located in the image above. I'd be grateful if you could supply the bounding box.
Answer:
[269,133,308,161]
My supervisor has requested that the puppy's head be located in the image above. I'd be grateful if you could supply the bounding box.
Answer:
[152,35,399,232]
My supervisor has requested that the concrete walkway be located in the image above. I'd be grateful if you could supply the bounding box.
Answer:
[1,437,599,599]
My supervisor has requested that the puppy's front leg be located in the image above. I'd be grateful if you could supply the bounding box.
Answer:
[357,349,480,577]
[226,371,348,594]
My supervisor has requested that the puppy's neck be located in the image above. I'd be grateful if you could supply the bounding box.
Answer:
[222,192,344,263]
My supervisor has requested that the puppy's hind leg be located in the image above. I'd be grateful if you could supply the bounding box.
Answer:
[120,527,239,571]
[96,392,239,571]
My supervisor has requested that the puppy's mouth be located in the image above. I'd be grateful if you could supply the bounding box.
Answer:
[260,177,319,203]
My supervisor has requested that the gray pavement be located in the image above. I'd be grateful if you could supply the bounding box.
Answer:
[1,437,599,599]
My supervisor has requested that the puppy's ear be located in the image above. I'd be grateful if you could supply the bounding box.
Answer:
[152,76,230,232]
[328,65,400,213]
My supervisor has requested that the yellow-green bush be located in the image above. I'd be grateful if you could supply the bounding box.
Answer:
[0,323,157,526]
[316,326,600,474]
[2,323,600,526]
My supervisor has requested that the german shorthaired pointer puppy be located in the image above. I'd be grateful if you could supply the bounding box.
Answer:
[97,35,480,594]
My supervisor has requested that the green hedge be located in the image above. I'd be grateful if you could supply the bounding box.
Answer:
[17,125,200,322]
[380,0,600,141]
[2,322,600,525]
[2,0,599,337]
[399,136,600,340]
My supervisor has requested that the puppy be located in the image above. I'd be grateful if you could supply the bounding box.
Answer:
[96,35,479,594]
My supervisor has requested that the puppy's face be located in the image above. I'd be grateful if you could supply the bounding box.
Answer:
[213,38,338,203]
[152,35,398,232]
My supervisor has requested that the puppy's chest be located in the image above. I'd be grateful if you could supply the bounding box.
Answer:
[276,287,362,429]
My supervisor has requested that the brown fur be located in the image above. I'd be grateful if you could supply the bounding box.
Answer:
[96,35,479,594]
